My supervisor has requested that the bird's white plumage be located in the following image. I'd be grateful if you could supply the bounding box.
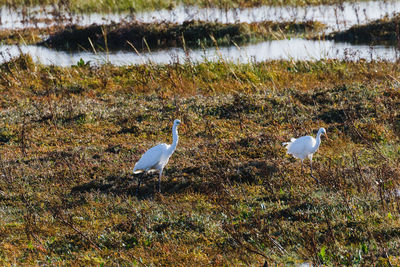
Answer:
[284,135,317,160]
[283,127,327,182]
[133,119,181,193]
[133,143,171,174]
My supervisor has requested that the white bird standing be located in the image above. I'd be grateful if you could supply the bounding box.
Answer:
[282,127,327,183]
[133,119,181,194]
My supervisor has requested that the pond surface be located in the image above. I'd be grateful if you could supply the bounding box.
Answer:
[0,1,399,65]
[0,0,399,32]
[134,0,400,32]
[1,39,398,66]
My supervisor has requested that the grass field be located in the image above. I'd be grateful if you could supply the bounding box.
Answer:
[0,55,399,265]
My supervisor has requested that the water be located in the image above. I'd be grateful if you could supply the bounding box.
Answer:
[1,39,397,66]
[1,0,399,32]
[0,0,399,66]
[0,6,131,29]
[134,0,400,32]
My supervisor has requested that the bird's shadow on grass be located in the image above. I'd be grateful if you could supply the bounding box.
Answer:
[70,171,216,200]
[70,160,278,200]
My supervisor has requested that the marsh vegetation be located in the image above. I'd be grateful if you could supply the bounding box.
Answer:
[0,0,375,13]
[327,14,400,46]
[0,0,400,266]
[0,55,399,265]
[38,20,324,51]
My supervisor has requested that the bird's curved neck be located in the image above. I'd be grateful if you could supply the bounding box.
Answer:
[314,131,322,150]
[169,124,179,152]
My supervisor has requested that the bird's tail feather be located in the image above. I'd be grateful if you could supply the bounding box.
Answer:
[133,165,143,174]
[282,138,296,147]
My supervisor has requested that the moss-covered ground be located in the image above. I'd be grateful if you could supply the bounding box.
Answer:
[0,55,399,265]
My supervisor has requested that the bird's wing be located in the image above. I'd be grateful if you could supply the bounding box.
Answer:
[286,136,316,156]
[133,143,169,173]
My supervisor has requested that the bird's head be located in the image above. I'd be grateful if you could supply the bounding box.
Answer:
[173,119,181,126]
[319,127,327,138]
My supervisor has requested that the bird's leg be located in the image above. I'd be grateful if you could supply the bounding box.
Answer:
[309,159,320,184]
[136,173,143,196]
[158,170,163,193]
[301,160,304,174]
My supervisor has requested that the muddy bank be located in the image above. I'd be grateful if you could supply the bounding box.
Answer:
[327,15,400,45]
[39,20,324,51]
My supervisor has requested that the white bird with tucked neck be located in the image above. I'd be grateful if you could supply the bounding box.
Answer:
[282,127,327,183]
[133,119,181,193]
